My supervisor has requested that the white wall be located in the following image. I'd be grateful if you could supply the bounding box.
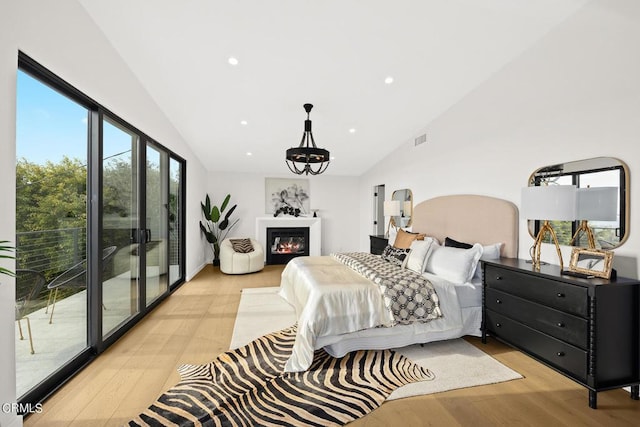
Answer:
[359,0,640,278]
[206,171,361,258]
[0,1,208,425]
[0,2,19,425]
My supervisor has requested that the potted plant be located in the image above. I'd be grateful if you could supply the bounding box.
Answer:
[199,194,239,265]
[0,240,15,277]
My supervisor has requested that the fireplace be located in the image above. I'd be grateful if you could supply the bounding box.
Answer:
[266,227,310,264]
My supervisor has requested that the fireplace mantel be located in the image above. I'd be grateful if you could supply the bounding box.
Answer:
[256,216,321,262]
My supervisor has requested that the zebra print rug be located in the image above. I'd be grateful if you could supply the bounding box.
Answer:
[127,325,434,426]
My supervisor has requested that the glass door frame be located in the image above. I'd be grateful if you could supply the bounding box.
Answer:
[144,141,170,307]
[17,52,186,408]
[94,113,178,351]
[168,154,186,290]
[16,54,96,408]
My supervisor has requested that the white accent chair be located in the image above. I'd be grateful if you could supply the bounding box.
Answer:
[219,238,265,274]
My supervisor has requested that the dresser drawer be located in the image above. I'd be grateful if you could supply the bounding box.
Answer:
[486,310,587,382]
[484,265,588,317]
[485,288,588,349]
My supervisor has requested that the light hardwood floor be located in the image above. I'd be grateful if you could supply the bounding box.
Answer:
[25,265,639,426]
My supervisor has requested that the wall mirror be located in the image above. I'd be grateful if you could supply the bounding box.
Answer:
[528,157,629,249]
[391,189,413,229]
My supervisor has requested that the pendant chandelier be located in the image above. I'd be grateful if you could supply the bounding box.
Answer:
[286,103,330,175]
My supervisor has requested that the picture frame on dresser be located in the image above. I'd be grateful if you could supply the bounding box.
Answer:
[569,248,614,279]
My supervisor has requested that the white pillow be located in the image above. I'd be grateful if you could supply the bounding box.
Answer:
[473,243,503,280]
[405,237,436,273]
[425,243,483,284]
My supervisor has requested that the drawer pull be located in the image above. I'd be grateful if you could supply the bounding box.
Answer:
[556,322,565,328]
[556,351,565,357]
[495,276,503,281]
[495,323,502,328]
[496,299,502,304]
[556,293,565,298]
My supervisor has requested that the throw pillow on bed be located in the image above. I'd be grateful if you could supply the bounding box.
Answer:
[405,237,436,273]
[444,237,502,281]
[425,243,483,284]
[474,242,502,280]
[392,229,425,249]
[381,244,411,268]
[444,236,473,249]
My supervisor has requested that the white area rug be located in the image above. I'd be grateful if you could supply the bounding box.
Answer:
[231,287,523,400]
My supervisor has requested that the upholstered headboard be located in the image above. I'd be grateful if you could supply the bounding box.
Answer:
[411,194,518,258]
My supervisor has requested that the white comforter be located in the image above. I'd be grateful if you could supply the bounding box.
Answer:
[279,256,463,372]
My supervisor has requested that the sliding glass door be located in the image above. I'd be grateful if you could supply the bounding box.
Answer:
[16,53,186,408]
[15,69,89,398]
[101,117,140,338]
[100,119,178,338]
[145,144,169,306]
[168,157,183,286]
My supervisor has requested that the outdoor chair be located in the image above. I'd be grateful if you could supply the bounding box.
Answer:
[15,268,47,354]
[46,246,117,324]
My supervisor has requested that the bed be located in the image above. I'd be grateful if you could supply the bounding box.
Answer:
[278,194,518,372]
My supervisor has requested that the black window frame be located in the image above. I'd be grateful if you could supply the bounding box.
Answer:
[17,51,187,411]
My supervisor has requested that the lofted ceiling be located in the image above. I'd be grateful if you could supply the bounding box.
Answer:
[78,0,589,176]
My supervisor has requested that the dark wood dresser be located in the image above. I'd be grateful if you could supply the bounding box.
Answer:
[369,235,388,255]
[481,258,640,408]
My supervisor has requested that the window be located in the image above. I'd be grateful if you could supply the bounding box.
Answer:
[16,68,89,398]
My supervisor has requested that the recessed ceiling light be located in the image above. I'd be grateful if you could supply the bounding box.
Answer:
[384,76,394,84]
[240,120,248,126]
[228,57,239,66]
[246,152,252,156]
[349,128,356,134]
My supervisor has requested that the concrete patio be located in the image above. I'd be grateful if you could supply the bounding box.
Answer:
[15,269,167,397]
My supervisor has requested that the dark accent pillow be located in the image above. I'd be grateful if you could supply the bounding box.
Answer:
[444,237,473,249]
[381,244,411,268]
[230,238,254,253]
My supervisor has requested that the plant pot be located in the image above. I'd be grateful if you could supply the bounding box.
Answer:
[212,259,220,267]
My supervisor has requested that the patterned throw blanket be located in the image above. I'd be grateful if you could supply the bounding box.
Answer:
[331,252,442,325]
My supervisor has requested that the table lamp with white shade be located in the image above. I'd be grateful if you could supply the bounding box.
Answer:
[521,185,577,270]
[571,187,618,248]
[383,200,401,237]
[403,200,412,216]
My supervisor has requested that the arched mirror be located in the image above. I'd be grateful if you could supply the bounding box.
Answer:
[528,157,629,249]
[390,189,413,229]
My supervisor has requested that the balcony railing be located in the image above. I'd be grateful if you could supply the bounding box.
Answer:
[16,226,179,275]
[16,227,86,280]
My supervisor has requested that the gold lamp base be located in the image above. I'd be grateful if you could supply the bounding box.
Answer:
[385,218,397,238]
[570,219,596,249]
[531,220,565,270]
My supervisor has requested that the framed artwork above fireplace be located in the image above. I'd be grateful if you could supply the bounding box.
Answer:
[265,177,310,215]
